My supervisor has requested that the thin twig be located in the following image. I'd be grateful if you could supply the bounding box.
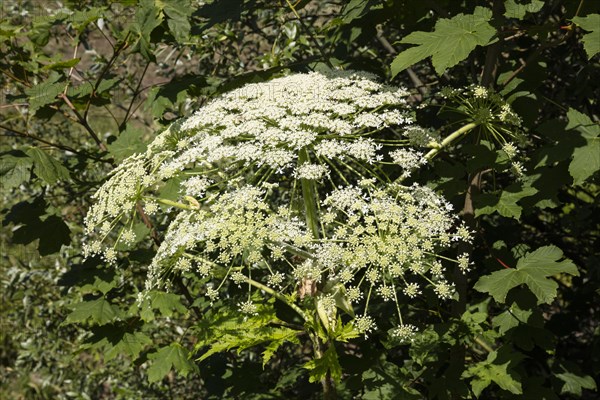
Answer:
[375,28,428,100]
[285,0,333,69]
[0,124,110,163]
[120,61,150,130]
[59,93,107,152]
[83,33,130,121]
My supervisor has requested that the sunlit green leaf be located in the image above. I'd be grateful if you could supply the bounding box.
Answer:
[108,125,149,162]
[462,350,522,397]
[504,0,544,20]
[66,297,121,325]
[566,108,600,184]
[391,6,496,76]
[147,343,197,383]
[556,371,597,396]
[26,147,70,184]
[474,246,578,304]
[304,345,342,383]
[0,153,32,190]
[474,186,537,220]
[25,74,65,114]
[572,14,600,59]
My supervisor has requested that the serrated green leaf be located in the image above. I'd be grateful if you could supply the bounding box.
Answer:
[150,291,186,317]
[304,344,342,384]
[144,74,207,118]
[108,125,149,162]
[504,0,544,20]
[572,14,600,59]
[147,343,197,383]
[474,186,537,220]
[26,147,70,184]
[130,0,163,61]
[463,350,522,397]
[158,174,184,203]
[261,328,300,367]
[0,153,32,190]
[196,304,299,364]
[391,6,496,76]
[42,58,81,70]
[565,108,600,184]
[67,77,121,99]
[566,108,600,138]
[70,7,105,32]
[25,74,65,114]
[80,275,117,295]
[331,320,359,342]
[492,305,532,334]
[159,0,192,42]
[103,331,152,362]
[66,297,120,325]
[474,246,578,304]
[341,0,382,23]
[556,371,597,396]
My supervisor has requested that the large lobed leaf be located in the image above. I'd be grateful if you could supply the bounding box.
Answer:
[474,246,578,304]
[147,343,198,383]
[391,6,496,76]
[565,108,600,185]
[571,14,600,59]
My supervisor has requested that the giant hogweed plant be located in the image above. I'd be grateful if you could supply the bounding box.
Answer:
[83,70,524,392]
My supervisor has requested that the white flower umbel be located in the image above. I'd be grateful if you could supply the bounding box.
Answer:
[84,70,472,344]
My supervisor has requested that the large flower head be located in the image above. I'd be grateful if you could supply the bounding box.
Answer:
[84,70,471,339]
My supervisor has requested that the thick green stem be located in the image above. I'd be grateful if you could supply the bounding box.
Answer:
[298,148,321,239]
[298,148,336,400]
[424,122,479,161]
[155,197,194,210]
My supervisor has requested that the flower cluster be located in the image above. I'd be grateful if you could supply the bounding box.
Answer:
[439,84,523,143]
[84,70,473,342]
[437,85,527,182]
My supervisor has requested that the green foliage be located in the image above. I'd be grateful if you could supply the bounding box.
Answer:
[391,7,495,76]
[26,147,70,184]
[304,345,342,384]
[504,0,544,20]
[474,246,579,304]
[108,124,150,162]
[0,152,32,190]
[66,297,122,325]
[566,107,600,184]
[475,184,537,220]
[195,302,300,367]
[463,349,523,397]
[147,343,198,383]
[24,73,65,114]
[571,14,600,59]
[556,371,597,396]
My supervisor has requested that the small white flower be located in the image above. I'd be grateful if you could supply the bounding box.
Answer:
[473,85,488,99]
[120,229,136,245]
[267,272,285,288]
[457,253,471,274]
[238,300,258,315]
[355,314,376,337]
[434,281,455,300]
[294,163,329,180]
[391,324,418,342]
[403,283,421,298]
